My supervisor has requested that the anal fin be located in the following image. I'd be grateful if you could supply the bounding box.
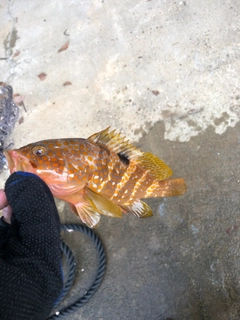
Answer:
[120,200,153,218]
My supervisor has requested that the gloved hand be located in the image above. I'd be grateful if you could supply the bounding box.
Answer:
[0,172,63,320]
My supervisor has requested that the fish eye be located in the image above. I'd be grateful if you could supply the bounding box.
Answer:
[32,145,47,156]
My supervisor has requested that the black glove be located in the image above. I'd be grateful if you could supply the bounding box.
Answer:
[0,172,63,320]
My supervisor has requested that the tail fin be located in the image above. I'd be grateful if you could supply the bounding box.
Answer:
[152,178,187,198]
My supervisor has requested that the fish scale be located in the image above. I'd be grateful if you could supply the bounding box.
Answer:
[4,127,187,228]
[91,153,128,198]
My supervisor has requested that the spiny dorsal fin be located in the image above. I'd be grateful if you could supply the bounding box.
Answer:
[87,127,142,160]
[137,152,173,180]
[88,127,173,180]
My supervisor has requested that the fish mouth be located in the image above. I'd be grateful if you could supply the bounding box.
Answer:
[3,150,35,174]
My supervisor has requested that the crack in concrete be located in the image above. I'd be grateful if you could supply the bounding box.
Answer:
[3,0,19,83]
[3,28,18,57]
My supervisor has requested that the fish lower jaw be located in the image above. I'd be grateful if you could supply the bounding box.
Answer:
[3,150,15,173]
[4,150,35,174]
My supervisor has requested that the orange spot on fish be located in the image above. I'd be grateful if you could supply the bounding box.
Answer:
[41,155,48,162]
[48,151,54,157]
[55,150,62,158]
[52,162,59,167]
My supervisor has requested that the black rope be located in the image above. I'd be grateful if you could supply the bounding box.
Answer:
[47,224,106,319]
[58,240,77,303]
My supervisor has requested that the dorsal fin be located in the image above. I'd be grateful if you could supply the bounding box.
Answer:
[137,152,173,180]
[88,127,173,180]
[87,127,142,160]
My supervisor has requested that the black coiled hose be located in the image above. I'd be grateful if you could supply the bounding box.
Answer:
[47,224,106,319]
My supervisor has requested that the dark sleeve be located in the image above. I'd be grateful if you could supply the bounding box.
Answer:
[0,172,63,320]
[0,216,11,247]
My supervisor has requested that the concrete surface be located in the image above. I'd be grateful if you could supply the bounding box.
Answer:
[58,122,240,320]
[1,0,240,319]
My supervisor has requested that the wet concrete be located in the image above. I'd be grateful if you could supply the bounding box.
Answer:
[57,121,240,320]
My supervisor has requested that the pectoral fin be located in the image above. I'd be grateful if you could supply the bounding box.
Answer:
[59,188,122,227]
[120,200,153,218]
[85,187,122,218]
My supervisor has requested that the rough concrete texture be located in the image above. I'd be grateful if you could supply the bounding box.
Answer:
[57,123,240,320]
[0,0,240,319]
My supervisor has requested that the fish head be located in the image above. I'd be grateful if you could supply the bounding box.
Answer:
[4,139,87,195]
[4,140,64,181]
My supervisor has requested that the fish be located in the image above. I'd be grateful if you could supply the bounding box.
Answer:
[4,127,186,228]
